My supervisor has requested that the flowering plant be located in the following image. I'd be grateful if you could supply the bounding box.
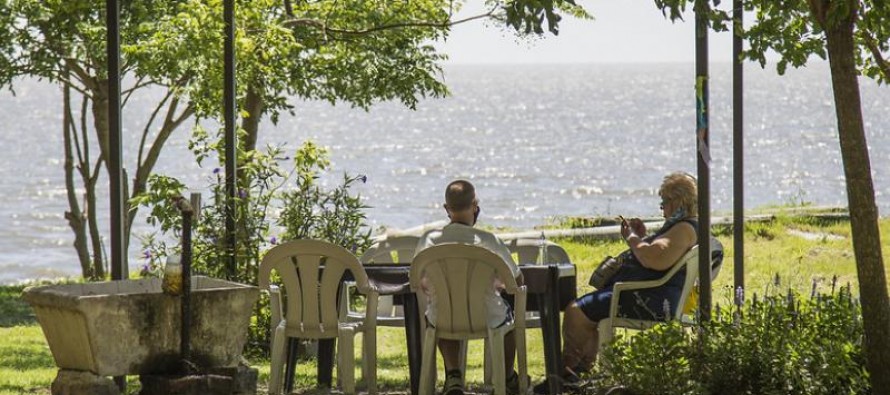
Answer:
[598,278,867,395]
[133,129,372,354]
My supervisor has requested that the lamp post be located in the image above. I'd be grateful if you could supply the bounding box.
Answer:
[732,0,745,300]
[694,0,712,323]
[224,0,237,280]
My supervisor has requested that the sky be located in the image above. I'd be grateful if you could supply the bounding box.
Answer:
[439,0,739,64]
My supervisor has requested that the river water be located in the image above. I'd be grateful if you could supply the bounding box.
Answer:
[1,62,887,283]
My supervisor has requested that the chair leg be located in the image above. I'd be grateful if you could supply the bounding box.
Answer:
[515,328,528,395]
[489,330,507,395]
[419,327,438,395]
[458,340,468,387]
[483,337,492,386]
[363,330,378,394]
[339,329,356,394]
[268,326,287,395]
[597,319,613,361]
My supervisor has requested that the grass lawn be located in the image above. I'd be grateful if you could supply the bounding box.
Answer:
[2,213,888,394]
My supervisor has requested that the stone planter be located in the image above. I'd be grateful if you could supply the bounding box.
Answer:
[23,276,259,377]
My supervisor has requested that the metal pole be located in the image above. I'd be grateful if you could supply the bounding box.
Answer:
[106,0,127,281]
[224,0,237,280]
[732,0,745,300]
[174,197,195,371]
[695,0,712,323]
[105,1,127,390]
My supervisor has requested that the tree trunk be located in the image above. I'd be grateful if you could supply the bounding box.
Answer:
[84,85,111,280]
[126,99,195,243]
[86,176,106,279]
[241,88,264,153]
[825,12,890,394]
[62,79,92,278]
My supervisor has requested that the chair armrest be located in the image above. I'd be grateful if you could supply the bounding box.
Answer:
[269,285,283,330]
[363,290,380,329]
[513,285,527,330]
[608,260,687,318]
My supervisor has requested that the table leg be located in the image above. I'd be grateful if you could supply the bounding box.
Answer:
[285,338,299,393]
[540,265,563,395]
[404,293,422,395]
[318,339,336,388]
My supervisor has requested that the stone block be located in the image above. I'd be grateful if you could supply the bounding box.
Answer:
[208,364,259,395]
[51,369,120,395]
[139,374,233,395]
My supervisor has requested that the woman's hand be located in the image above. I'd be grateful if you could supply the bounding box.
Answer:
[629,218,647,237]
[620,217,632,240]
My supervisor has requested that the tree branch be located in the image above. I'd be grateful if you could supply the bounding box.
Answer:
[122,76,150,107]
[862,33,890,81]
[65,59,97,92]
[283,9,496,36]
[91,158,104,184]
[128,100,195,236]
[137,98,196,192]
[137,89,175,170]
[79,93,91,180]
[67,92,86,167]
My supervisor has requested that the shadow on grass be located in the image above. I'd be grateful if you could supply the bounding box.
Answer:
[0,343,55,371]
[373,353,412,370]
[0,285,36,327]
[0,384,50,394]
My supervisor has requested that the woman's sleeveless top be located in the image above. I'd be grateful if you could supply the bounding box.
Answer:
[611,218,699,288]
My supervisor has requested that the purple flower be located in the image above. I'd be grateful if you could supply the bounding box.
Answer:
[143,250,152,260]
[358,175,368,184]
[140,263,151,274]
[735,286,745,306]
[270,236,278,245]
[238,189,248,199]
[213,167,221,174]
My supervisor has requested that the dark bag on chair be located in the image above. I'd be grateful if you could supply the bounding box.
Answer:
[589,253,626,289]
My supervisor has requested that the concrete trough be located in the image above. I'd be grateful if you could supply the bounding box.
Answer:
[23,276,258,377]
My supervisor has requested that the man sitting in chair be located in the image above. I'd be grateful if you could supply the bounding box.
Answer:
[416,179,525,395]
[533,172,700,394]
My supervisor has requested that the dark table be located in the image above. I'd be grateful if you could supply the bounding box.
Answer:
[283,263,576,395]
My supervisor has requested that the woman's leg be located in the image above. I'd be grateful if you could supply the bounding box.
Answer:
[561,302,599,373]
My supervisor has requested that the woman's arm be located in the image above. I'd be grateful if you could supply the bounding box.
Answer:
[625,222,697,271]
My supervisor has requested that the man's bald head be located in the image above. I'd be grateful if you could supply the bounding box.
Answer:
[445,180,476,211]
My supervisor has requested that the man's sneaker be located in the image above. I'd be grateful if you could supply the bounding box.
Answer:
[443,369,464,395]
[506,370,530,395]
[531,370,582,395]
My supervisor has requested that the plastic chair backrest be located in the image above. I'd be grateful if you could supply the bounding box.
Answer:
[671,245,700,320]
[506,239,571,265]
[410,243,519,335]
[259,239,371,334]
[360,235,420,263]
[708,237,725,281]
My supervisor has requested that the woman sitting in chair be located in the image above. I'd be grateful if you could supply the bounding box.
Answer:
[534,172,699,394]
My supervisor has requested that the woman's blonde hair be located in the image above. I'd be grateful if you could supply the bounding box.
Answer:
[659,172,697,215]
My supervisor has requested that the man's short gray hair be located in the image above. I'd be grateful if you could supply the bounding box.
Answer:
[445,180,476,211]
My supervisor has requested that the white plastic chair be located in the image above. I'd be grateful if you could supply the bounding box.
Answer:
[506,238,571,266]
[259,239,379,395]
[504,238,572,329]
[468,238,569,382]
[597,237,724,350]
[347,235,420,326]
[410,244,529,395]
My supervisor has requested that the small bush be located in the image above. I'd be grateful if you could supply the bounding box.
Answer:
[598,284,868,395]
[134,134,372,356]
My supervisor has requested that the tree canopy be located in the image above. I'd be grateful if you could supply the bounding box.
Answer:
[656,0,889,392]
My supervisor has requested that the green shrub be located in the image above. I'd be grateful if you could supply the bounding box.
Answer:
[133,132,372,356]
[598,283,868,395]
